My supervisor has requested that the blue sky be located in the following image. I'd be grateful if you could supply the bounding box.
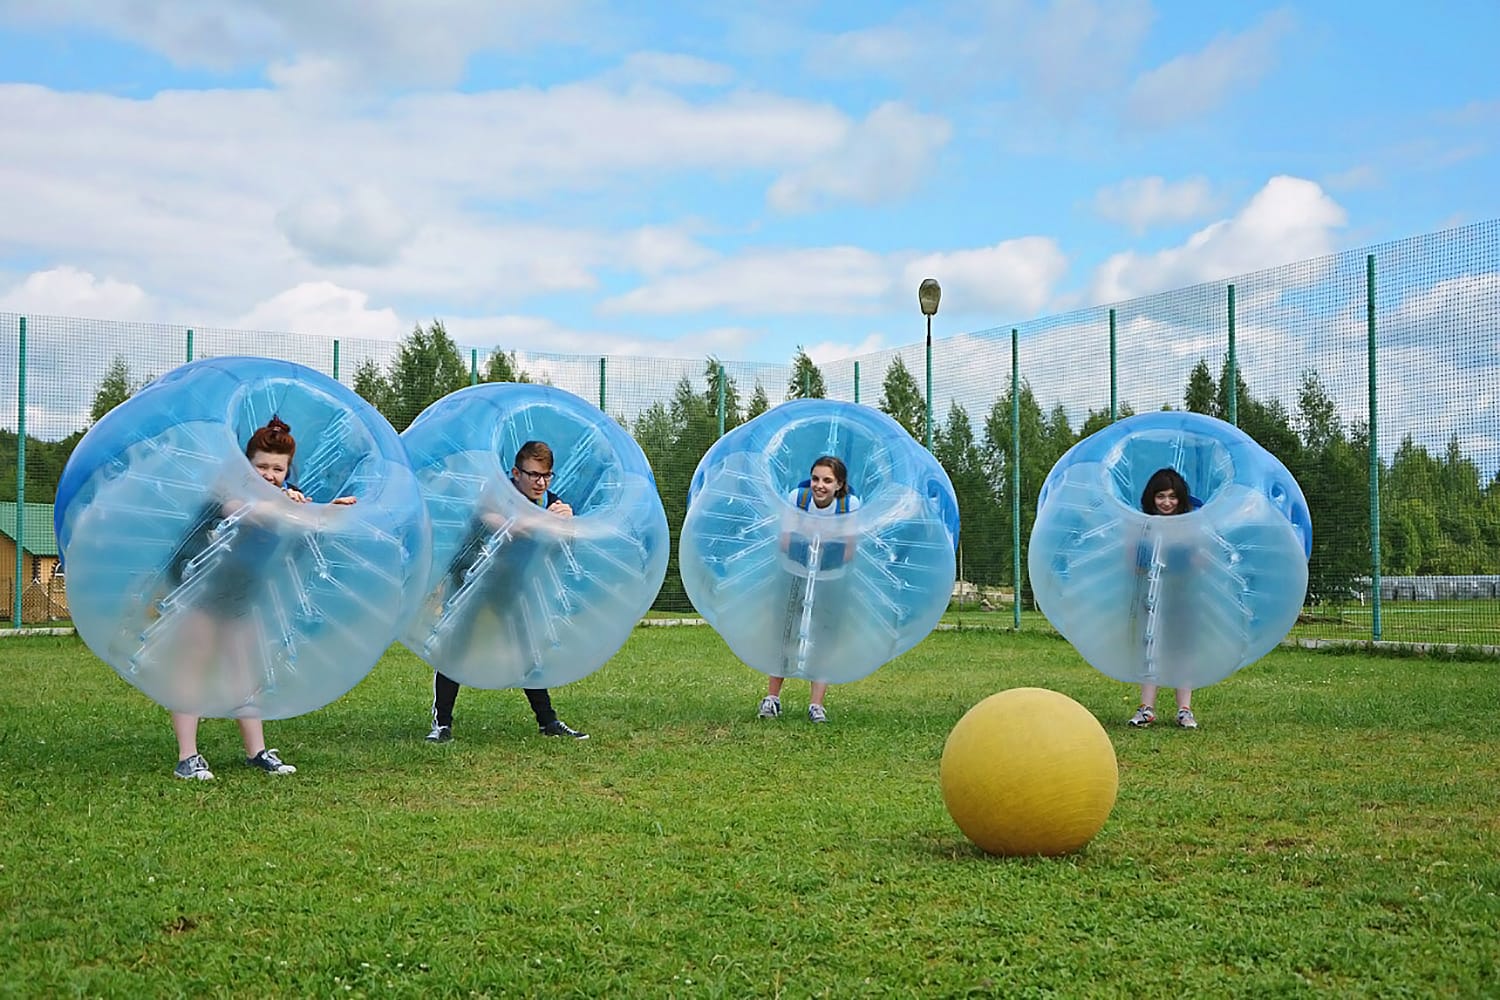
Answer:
[0,0,1496,374]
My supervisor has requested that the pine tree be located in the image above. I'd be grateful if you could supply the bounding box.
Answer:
[481,348,534,383]
[89,355,135,424]
[786,347,827,399]
[878,356,926,441]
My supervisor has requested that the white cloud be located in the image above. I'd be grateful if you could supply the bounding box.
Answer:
[276,184,418,266]
[808,24,915,78]
[1323,165,1382,192]
[603,247,890,316]
[1093,176,1220,233]
[1089,176,1347,303]
[1125,9,1294,128]
[0,266,156,320]
[0,79,875,321]
[804,0,1154,114]
[903,238,1069,318]
[805,335,886,365]
[232,282,405,340]
[612,52,736,88]
[1017,0,1155,112]
[448,313,758,360]
[1436,98,1500,127]
[604,234,1068,321]
[0,0,597,89]
[618,226,719,278]
[767,102,951,214]
[1385,272,1500,374]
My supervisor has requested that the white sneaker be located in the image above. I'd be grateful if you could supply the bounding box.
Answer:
[1176,708,1199,730]
[246,748,297,774]
[757,695,781,719]
[808,704,828,724]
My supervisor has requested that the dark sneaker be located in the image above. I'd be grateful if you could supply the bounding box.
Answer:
[539,719,589,740]
[757,695,782,719]
[1127,705,1156,728]
[426,723,453,743]
[246,748,297,774]
[808,704,828,724]
[173,754,214,781]
[1176,708,1199,730]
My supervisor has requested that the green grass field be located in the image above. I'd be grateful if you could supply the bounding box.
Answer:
[2,628,1497,997]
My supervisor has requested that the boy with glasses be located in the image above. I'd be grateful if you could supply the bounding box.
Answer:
[427,440,589,742]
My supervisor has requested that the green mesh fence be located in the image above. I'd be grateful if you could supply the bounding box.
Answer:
[4,220,1499,645]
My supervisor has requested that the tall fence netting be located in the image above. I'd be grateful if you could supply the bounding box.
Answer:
[4,220,1498,646]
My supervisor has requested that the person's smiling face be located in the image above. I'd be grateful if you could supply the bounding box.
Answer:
[809,464,840,506]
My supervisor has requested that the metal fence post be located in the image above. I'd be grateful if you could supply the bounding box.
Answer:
[1226,285,1237,425]
[12,316,25,627]
[924,317,934,450]
[599,357,607,412]
[1367,254,1382,641]
[1108,307,1118,422]
[1011,327,1021,630]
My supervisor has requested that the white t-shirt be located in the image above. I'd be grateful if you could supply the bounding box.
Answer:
[787,490,861,516]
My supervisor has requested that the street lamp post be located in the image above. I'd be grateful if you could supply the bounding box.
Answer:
[918,278,941,450]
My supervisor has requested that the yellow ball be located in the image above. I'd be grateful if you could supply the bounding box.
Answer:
[940,687,1119,856]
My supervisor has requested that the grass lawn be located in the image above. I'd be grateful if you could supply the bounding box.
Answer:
[1,628,1497,997]
[938,599,1500,650]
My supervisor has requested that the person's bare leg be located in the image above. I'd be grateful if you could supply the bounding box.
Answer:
[1128,684,1158,726]
[171,713,201,760]
[806,681,831,722]
[758,676,785,717]
[237,717,266,758]
[1175,688,1192,711]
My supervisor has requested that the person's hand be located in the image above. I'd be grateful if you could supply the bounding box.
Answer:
[286,488,309,504]
[547,500,573,518]
[331,495,357,506]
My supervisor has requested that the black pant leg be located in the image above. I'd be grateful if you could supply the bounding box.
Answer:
[433,671,461,727]
[524,688,556,727]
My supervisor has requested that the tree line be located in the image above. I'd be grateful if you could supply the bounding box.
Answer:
[7,322,1498,610]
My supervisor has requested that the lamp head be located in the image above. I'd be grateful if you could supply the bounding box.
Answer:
[918,278,941,317]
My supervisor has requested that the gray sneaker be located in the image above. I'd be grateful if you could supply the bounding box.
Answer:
[246,748,297,774]
[1127,705,1156,728]
[173,754,214,781]
[757,695,781,719]
[1176,708,1199,730]
[808,704,828,724]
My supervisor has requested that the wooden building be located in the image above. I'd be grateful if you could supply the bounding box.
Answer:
[0,501,68,624]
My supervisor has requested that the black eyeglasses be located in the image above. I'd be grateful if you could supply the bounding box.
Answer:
[515,468,553,483]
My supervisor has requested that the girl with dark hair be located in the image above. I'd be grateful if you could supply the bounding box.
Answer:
[1127,467,1199,730]
[169,415,357,780]
[760,455,861,724]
